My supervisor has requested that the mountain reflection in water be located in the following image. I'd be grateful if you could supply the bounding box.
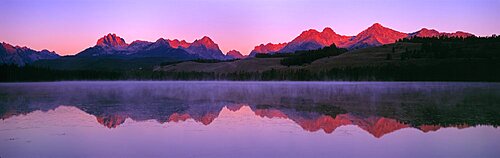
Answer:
[1,81,498,136]
[2,104,478,138]
[1,81,499,157]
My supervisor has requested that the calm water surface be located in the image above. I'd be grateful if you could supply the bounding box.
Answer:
[1,81,499,158]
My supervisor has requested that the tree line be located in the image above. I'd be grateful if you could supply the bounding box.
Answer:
[3,59,499,82]
[399,35,500,60]
[255,44,348,66]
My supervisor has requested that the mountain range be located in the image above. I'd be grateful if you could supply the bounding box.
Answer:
[249,23,474,56]
[0,42,59,66]
[1,23,475,66]
[77,33,227,60]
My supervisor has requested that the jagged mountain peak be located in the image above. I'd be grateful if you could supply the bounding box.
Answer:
[154,38,168,44]
[370,22,384,28]
[300,29,321,36]
[167,39,191,48]
[96,33,128,48]
[78,35,226,60]
[449,31,474,38]
[191,36,220,50]
[322,27,335,33]
[1,42,17,53]
[249,42,288,56]
[344,23,408,49]
[129,40,152,46]
[411,28,441,37]
[278,27,351,53]
[362,23,402,35]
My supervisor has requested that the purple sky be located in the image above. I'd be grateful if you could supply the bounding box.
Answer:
[1,0,499,55]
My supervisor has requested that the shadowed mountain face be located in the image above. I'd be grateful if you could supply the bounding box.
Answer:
[250,23,475,55]
[225,50,245,59]
[76,34,226,60]
[0,42,59,66]
[184,36,226,59]
[1,81,498,137]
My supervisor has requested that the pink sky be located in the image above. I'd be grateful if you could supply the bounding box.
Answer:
[1,0,499,55]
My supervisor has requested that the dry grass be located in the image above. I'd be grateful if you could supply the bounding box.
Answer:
[305,43,421,71]
[156,43,423,73]
[156,58,287,73]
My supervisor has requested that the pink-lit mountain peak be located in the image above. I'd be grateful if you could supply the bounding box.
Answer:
[322,27,335,34]
[167,39,191,48]
[276,27,352,53]
[96,33,128,48]
[296,28,338,42]
[256,42,287,51]
[153,38,169,46]
[412,28,444,37]
[94,34,221,50]
[1,42,34,52]
[411,28,474,38]
[345,23,408,48]
[419,28,440,34]
[1,42,17,53]
[191,36,219,49]
[361,23,406,37]
[451,31,474,38]
[249,42,288,56]
[370,22,384,29]
[299,29,321,37]
[294,27,351,45]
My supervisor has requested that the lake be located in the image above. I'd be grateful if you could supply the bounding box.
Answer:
[1,81,499,158]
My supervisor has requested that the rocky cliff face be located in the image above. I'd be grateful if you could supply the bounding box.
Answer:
[96,33,129,48]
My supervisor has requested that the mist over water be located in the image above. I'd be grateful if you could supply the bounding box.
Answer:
[1,81,499,158]
[2,81,496,106]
